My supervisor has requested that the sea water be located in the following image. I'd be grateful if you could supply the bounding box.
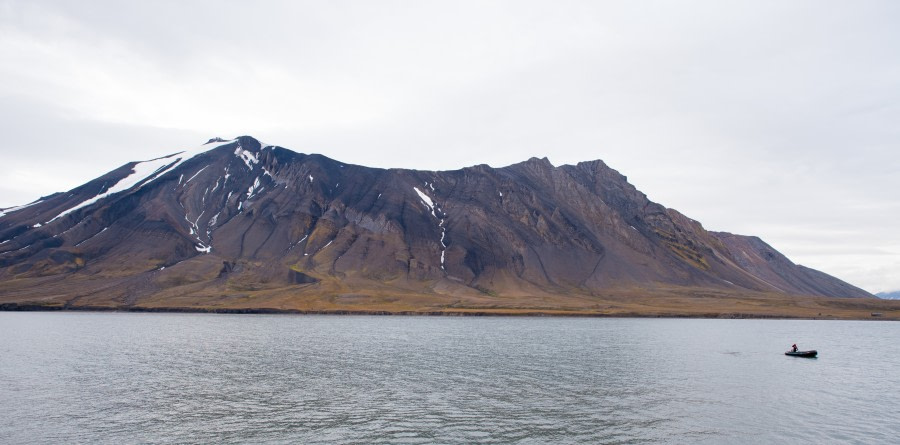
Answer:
[1,312,898,444]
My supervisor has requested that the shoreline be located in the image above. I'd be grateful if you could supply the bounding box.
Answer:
[1,302,895,321]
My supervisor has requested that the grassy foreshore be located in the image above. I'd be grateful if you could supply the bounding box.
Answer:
[3,291,899,321]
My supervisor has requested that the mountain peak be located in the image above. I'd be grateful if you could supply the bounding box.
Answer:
[525,156,554,167]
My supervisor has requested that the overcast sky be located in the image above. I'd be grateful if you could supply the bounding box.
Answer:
[1,1,898,292]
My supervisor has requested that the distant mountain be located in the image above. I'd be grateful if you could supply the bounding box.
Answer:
[877,291,900,300]
[0,136,877,314]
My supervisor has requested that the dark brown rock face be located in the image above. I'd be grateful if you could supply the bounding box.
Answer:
[0,136,873,310]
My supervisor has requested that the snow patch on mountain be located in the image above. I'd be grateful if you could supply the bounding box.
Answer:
[49,158,178,223]
[235,146,259,169]
[0,199,44,218]
[47,139,236,223]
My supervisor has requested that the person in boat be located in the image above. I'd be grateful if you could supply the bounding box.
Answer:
[791,344,798,352]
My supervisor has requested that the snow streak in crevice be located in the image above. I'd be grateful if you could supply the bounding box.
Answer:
[75,227,108,247]
[319,239,334,253]
[207,211,221,240]
[185,209,211,254]
[246,177,262,200]
[288,234,309,252]
[185,165,209,184]
[413,186,448,270]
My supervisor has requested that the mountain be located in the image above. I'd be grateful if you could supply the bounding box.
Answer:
[0,136,890,317]
[877,291,900,300]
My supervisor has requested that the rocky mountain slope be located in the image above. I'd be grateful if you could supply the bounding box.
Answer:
[0,136,883,316]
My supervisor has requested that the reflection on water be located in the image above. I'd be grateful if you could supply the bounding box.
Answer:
[1,313,898,443]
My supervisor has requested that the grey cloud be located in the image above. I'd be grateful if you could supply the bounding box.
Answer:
[1,0,898,292]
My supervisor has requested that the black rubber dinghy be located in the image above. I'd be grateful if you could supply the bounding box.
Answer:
[785,350,817,358]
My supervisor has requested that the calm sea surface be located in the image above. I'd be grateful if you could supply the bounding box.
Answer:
[1,312,898,444]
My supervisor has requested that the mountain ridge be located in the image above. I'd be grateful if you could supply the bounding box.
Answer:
[2,136,894,318]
